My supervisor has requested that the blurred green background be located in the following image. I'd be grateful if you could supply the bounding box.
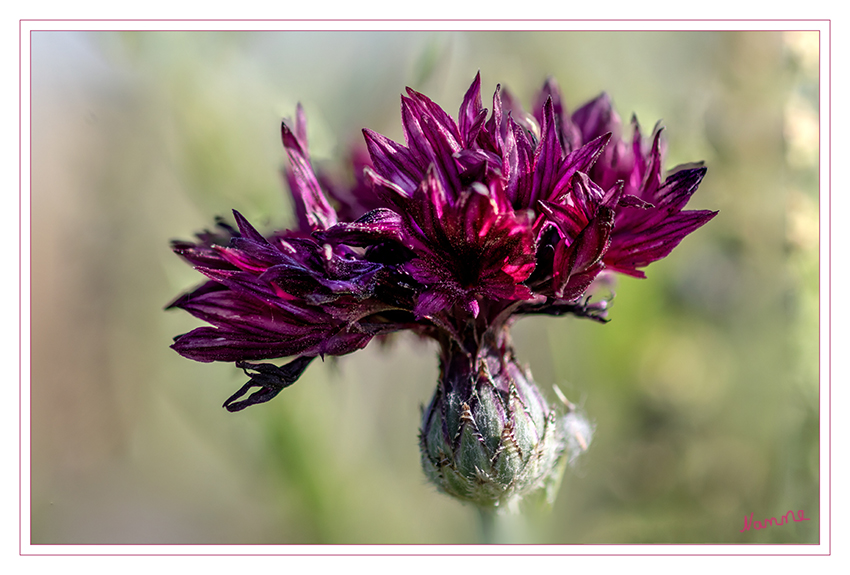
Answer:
[29,30,819,544]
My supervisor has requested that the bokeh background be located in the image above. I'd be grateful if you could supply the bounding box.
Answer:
[29,30,820,544]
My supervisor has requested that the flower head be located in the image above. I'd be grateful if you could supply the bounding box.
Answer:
[168,73,716,508]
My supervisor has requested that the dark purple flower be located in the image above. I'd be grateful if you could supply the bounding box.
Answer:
[168,73,716,508]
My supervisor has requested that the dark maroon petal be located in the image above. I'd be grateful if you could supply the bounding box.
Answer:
[405,86,463,149]
[533,78,563,131]
[533,76,583,153]
[165,280,227,310]
[400,95,433,165]
[545,133,611,203]
[262,259,383,302]
[363,167,412,209]
[193,267,320,322]
[171,326,324,362]
[572,92,621,142]
[610,168,709,243]
[527,97,562,209]
[538,173,604,240]
[409,165,451,242]
[315,329,376,357]
[455,149,502,185]
[217,241,281,273]
[654,166,708,212]
[294,104,309,152]
[315,208,405,247]
[618,194,654,209]
[568,207,615,273]
[362,128,425,192]
[639,128,664,201]
[281,120,337,231]
[556,265,605,302]
[552,205,614,299]
[419,115,463,198]
[478,270,534,301]
[171,240,236,270]
[499,86,534,135]
[171,288,322,337]
[538,201,586,240]
[480,84,504,156]
[459,72,486,148]
[507,116,535,208]
[177,273,329,324]
[605,209,717,277]
[168,74,718,381]
[414,289,456,319]
[232,210,273,245]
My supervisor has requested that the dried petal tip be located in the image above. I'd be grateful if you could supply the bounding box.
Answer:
[223,357,314,412]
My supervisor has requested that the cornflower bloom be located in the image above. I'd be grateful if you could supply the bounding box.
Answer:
[168,73,716,513]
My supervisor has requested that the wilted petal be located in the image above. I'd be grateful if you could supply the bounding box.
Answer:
[223,356,315,412]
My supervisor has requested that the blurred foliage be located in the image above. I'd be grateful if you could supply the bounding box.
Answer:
[29,30,819,544]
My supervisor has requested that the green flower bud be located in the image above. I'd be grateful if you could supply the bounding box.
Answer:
[419,332,592,510]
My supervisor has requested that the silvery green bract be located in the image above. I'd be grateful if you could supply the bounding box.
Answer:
[420,329,591,508]
[168,73,716,510]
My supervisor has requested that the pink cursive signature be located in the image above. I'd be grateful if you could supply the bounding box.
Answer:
[740,509,811,532]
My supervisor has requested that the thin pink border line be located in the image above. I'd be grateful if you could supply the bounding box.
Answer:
[19,23,830,557]
[818,20,832,555]
[18,16,23,562]
[24,28,826,32]
[21,552,826,557]
[17,18,833,22]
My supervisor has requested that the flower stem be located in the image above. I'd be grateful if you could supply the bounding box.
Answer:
[478,506,498,544]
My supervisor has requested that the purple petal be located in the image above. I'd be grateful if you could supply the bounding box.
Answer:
[654,166,708,212]
[315,208,404,247]
[605,209,718,277]
[545,133,611,203]
[405,86,463,149]
[413,289,455,319]
[171,325,324,363]
[507,116,535,208]
[362,128,425,192]
[572,92,621,142]
[419,115,463,198]
[459,72,486,147]
[527,97,562,209]
[281,120,337,231]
